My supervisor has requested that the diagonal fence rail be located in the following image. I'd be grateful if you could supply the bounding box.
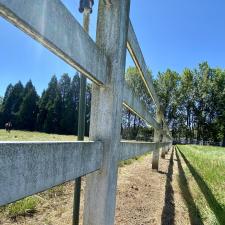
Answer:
[0,1,173,224]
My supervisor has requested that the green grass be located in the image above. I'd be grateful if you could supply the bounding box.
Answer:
[0,129,88,141]
[177,145,225,225]
[2,196,39,219]
[118,153,150,167]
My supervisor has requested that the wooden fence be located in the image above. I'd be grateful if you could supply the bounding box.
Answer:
[0,1,172,224]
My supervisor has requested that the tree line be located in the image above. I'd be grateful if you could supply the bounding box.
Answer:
[0,73,91,135]
[0,62,224,145]
[124,62,225,145]
[156,62,225,145]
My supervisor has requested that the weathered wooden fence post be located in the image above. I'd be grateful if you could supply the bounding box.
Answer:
[161,123,167,159]
[152,110,162,170]
[83,1,131,225]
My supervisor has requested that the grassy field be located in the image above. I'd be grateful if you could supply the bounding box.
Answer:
[0,129,88,141]
[177,145,225,225]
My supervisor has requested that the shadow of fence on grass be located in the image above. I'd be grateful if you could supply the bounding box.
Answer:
[177,146,225,225]
[175,148,204,225]
[161,148,175,225]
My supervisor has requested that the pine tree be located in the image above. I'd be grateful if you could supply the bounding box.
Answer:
[71,73,80,134]
[85,83,92,136]
[37,75,61,133]
[59,74,74,134]
[43,93,62,133]
[1,82,24,129]
[18,80,39,130]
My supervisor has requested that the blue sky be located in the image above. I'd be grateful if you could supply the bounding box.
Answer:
[0,0,225,96]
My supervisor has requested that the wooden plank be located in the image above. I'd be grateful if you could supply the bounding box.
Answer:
[0,0,107,85]
[152,110,163,170]
[83,1,131,225]
[119,141,171,161]
[0,141,103,206]
[120,141,156,161]
[123,83,160,130]
[127,21,160,107]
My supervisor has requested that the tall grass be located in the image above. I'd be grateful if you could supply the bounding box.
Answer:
[177,145,225,225]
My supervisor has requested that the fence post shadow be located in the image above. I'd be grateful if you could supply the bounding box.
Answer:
[177,146,225,225]
[175,148,204,225]
[161,148,175,225]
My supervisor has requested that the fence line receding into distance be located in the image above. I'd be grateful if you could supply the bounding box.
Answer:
[0,1,172,224]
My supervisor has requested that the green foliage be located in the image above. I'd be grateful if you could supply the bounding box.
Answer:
[0,62,224,142]
[122,67,154,140]
[0,96,3,107]
[18,80,39,130]
[118,153,148,167]
[154,62,225,144]
[125,66,154,110]
[1,82,24,127]
[154,69,180,133]
[0,72,91,136]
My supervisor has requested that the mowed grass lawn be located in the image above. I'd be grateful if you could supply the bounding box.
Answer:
[0,129,88,141]
[177,145,225,225]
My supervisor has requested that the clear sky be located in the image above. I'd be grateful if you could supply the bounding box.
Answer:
[0,0,225,96]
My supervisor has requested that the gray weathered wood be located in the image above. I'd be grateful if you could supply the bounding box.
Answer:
[83,1,131,225]
[161,123,168,159]
[120,141,171,161]
[120,141,156,161]
[0,0,107,85]
[123,83,160,130]
[152,110,163,170]
[0,141,103,206]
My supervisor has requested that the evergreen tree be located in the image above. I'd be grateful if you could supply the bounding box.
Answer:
[85,83,92,136]
[59,74,74,134]
[71,73,80,134]
[37,75,61,133]
[18,80,39,130]
[0,96,3,127]
[43,93,62,133]
[1,82,24,129]
[122,67,151,140]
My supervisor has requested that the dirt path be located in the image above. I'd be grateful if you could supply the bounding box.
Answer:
[1,150,192,225]
[115,149,191,225]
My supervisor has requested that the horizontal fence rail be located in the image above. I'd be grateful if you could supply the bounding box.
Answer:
[119,141,171,161]
[127,21,171,138]
[0,1,173,224]
[123,83,160,130]
[0,141,103,206]
[0,0,107,85]
[127,21,160,107]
